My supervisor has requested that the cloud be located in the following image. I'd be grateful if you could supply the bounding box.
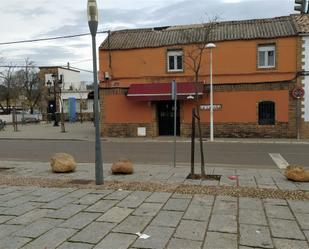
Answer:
[0,0,298,83]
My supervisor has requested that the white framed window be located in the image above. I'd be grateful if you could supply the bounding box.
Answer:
[258,45,276,68]
[167,50,183,72]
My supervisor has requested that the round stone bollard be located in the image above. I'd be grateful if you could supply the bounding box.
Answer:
[111,159,134,174]
[50,153,76,173]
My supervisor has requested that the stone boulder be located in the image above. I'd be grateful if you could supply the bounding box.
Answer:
[284,165,309,182]
[50,153,76,173]
[111,159,134,174]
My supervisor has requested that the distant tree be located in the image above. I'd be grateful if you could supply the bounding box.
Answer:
[0,63,20,113]
[16,58,46,114]
[181,16,219,177]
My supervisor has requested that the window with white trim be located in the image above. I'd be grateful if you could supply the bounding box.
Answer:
[167,50,183,72]
[258,45,276,68]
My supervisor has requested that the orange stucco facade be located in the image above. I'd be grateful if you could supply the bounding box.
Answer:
[99,36,299,138]
[100,38,297,86]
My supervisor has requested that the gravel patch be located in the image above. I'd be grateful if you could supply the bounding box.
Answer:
[0,174,308,200]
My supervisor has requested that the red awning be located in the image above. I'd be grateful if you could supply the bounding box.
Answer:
[127,82,204,101]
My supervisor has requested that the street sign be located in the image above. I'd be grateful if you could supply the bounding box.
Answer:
[292,87,305,99]
[200,104,222,110]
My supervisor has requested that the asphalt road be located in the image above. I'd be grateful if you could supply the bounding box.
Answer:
[0,139,308,169]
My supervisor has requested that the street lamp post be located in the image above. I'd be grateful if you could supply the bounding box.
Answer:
[88,0,103,185]
[206,43,216,142]
[47,75,61,127]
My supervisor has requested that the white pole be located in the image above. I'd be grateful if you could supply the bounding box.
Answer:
[210,48,214,142]
[172,80,177,168]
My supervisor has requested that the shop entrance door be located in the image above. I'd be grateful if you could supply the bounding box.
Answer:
[157,101,180,136]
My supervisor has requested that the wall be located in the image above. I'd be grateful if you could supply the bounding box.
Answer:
[58,68,81,90]
[100,88,157,137]
[99,37,297,87]
[182,90,289,123]
[99,82,297,138]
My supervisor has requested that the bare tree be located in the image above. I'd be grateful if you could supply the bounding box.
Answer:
[16,58,45,114]
[181,17,218,177]
[0,63,19,113]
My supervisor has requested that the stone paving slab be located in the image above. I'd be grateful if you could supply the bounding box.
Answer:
[0,185,308,249]
[15,217,63,238]
[274,238,309,249]
[167,238,203,249]
[239,209,268,226]
[204,232,238,249]
[208,214,237,234]
[21,227,77,249]
[59,212,101,229]
[70,222,115,244]
[93,233,137,249]
[268,218,306,240]
[239,224,273,248]
[174,219,208,241]
[112,215,152,234]
[57,241,94,249]
[150,210,183,227]
[0,236,31,249]
[132,225,175,249]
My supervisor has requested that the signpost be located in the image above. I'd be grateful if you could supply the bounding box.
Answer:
[172,80,177,168]
[292,87,305,140]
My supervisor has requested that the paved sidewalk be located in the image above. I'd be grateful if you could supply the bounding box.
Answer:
[0,185,308,249]
[0,159,308,248]
[1,122,309,144]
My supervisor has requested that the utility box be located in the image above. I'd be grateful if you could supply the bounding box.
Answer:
[137,127,146,136]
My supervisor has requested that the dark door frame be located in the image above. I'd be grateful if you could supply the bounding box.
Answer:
[157,101,180,136]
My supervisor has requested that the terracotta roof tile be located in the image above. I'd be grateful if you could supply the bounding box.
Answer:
[100,14,308,50]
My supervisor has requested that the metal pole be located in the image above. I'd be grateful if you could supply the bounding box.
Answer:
[60,89,66,133]
[91,31,103,185]
[53,79,59,127]
[210,48,214,142]
[190,108,196,175]
[297,97,300,140]
[173,81,177,168]
[22,101,25,125]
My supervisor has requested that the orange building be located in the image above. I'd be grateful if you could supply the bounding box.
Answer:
[98,15,309,138]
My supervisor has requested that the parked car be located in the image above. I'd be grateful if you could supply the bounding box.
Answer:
[16,111,42,123]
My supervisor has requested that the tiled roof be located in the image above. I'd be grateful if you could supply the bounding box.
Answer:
[291,14,309,34]
[100,15,308,50]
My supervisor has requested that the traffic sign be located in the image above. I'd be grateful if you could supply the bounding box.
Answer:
[292,87,305,99]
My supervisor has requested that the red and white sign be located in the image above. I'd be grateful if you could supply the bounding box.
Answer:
[292,87,305,99]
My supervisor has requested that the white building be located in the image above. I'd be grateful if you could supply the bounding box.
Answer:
[39,66,93,121]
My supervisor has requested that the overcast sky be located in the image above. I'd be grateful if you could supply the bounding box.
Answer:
[0,0,298,82]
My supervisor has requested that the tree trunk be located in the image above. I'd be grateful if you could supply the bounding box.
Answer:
[195,106,205,176]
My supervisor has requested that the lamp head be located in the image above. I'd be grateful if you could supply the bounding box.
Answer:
[206,43,216,49]
[87,0,98,22]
